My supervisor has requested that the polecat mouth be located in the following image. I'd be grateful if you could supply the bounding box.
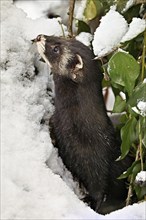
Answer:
[35,35,52,68]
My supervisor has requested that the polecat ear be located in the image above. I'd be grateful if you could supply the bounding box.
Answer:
[71,54,83,81]
[75,54,83,70]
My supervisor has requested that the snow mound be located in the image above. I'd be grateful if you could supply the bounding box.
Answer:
[1,2,97,219]
[104,202,146,220]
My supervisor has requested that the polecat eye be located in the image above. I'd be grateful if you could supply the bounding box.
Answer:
[53,46,59,53]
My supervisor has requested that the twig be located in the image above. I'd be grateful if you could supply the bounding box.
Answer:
[68,0,76,37]
[126,145,139,206]
[57,18,66,38]
[141,31,146,81]
[139,120,144,171]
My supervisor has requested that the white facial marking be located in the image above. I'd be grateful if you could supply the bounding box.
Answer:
[36,36,52,68]
[59,47,73,75]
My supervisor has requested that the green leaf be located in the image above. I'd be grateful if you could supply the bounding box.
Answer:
[111,81,124,92]
[118,160,140,179]
[102,77,111,88]
[120,117,137,159]
[93,0,103,16]
[113,95,126,113]
[132,162,141,180]
[84,0,97,20]
[123,5,141,23]
[84,0,102,21]
[108,51,140,96]
[128,82,146,107]
[120,114,128,124]
[101,0,117,11]
[135,185,146,200]
[127,105,138,117]
[116,0,128,12]
[77,20,91,34]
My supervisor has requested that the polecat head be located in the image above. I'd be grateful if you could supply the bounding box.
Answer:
[34,35,97,82]
[34,34,86,82]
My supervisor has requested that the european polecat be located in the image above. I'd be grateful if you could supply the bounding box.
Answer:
[34,35,132,213]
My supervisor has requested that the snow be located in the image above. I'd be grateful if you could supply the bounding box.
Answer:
[92,9,128,57]
[137,101,146,116]
[92,10,146,57]
[132,100,146,117]
[75,0,87,20]
[136,171,146,183]
[121,18,146,42]
[122,0,134,13]
[76,32,93,47]
[1,1,145,219]
[1,1,94,219]
[15,0,64,20]
[103,202,146,220]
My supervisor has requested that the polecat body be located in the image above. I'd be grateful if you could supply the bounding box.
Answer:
[35,35,132,213]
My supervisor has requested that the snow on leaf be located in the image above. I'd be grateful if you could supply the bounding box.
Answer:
[136,171,146,183]
[76,32,93,47]
[92,9,128,57]
[92,10,145,58]
[121,18,146,43]
[122,0,134,13]
[137,101,146,117]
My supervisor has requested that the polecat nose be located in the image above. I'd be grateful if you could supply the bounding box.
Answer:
[31,35,44,43]
[36,35,44,42]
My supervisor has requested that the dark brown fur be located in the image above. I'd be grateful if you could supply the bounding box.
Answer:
[35,35,132,213]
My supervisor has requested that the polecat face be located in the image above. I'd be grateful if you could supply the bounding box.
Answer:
[34,35,84,81]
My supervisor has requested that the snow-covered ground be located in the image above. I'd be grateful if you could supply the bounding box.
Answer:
[1,1,146,219]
